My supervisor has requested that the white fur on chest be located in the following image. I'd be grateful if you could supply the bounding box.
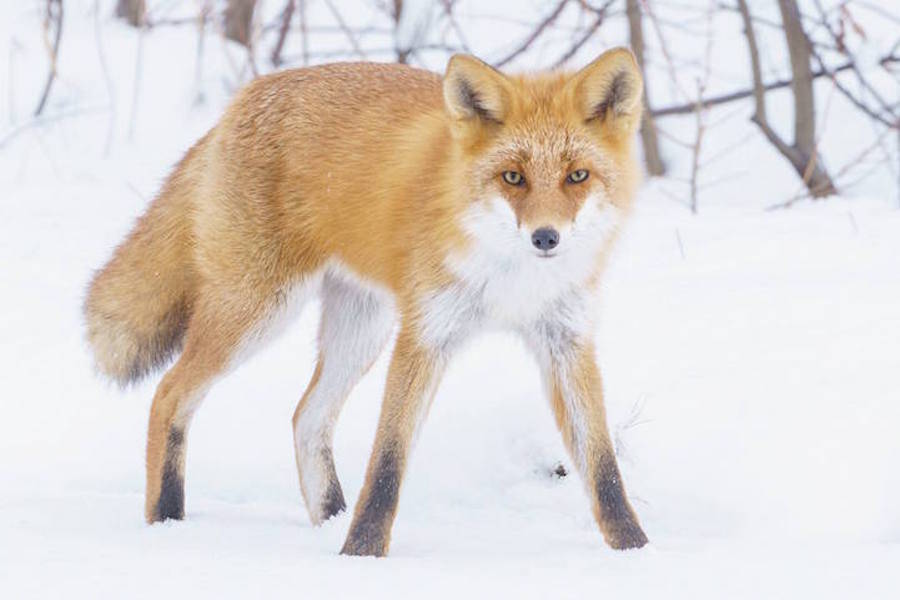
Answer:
[418,196,619,351]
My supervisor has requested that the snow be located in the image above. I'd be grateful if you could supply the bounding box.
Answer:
[2,2,898,598]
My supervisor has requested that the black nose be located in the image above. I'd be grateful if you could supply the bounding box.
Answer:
[531,227,559,251]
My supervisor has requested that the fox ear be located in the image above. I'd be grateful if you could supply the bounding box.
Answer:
[567,47,643,131]
[443,54,510,123]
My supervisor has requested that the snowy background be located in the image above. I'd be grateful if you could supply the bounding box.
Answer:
[1,1,898,598]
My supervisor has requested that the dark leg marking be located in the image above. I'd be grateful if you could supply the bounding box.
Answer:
[594,453,648,550]
[319,448,346,521]
[154,427,185,521]
[341,444,402,557]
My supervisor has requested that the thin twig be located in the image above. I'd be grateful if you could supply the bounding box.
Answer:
[93,0,115,156]
[281,44,462,63]
[651,62,860,118]
[766,127,894,209]
[271,0,295,67]
[494,0,568,68]
[0,106,109,149]
[298,0,309,65]
[439,0,472,53]
[641,0,692,102]
[323,0,366,59]
[553,1,616,69]
[688,0,717,214]
[675,229,685,260]
[852,0,900,26]
[127,21,146,140]
[193,1,210,104]
[808,0,897,129]
[8,38,22,125]
[35,0,63,117]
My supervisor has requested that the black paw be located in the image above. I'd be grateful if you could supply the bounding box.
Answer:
[604,519,648,550]
[340,535,388,557]
[319,481,347,522]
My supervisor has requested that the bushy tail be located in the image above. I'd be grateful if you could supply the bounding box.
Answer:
[84,145,204,386]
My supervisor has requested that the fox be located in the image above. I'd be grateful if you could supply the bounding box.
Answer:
[84,48,649,556]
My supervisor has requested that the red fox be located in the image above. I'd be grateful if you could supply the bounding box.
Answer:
[84,48,648,556]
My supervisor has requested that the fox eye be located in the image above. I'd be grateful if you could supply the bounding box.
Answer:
[502,171,525,186]
[566,169,589,184]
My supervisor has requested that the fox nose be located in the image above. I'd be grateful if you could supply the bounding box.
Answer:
[531,227,559,251]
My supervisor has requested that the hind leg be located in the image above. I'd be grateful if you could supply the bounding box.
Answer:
[145,285,293,523]
[293,273,394,525]
[145,345,218,522]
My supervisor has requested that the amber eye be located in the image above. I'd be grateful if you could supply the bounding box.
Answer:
[502,171,525,186]
[566,169,589,184]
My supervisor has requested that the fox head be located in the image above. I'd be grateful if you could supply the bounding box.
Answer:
[442,48,643,268]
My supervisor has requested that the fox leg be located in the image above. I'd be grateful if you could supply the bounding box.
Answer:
[293,273,394,525]
[144,344,216,523]
[524,316,648,550]
[341,327,444,557]
[145,281,306,523]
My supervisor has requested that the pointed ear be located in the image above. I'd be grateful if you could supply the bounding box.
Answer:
[443,54,511,123]
[567,47,643,132]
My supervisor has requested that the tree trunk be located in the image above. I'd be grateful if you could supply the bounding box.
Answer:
[778,0,815,152]
[626,0,665,176]
[392,0,409,64]
[224,0,257,47]
[738,0,836,198]
[776,0,836,197]
[115,0,145,27]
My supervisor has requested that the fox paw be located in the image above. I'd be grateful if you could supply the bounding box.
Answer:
[604,519,648,550]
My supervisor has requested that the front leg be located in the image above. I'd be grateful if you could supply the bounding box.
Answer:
[525,318,648,550]
[341,328,445,557]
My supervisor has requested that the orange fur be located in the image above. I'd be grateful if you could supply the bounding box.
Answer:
[84,48,648,555]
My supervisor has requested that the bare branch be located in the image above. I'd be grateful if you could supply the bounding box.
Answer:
[323,0,366,59]
[552,1,616,69]
[737,0,835,199]
[627,0,665,176]
[35,0,63,117]
[271,0,295,67]
[494,0,568,68]
[281,43,462,64]
[225,0,257,47]
[808,0,897,129]
[641,0,692,102]
[93,0,115,155]
[127,21,145,140]
[389,0,410,64]
[652,61,850,117]
[298,0,309,65]
[1,106,108,149]
[767,127,895,209]
[439,0,472,54]
[115,0,145,27]
[193,1,211,104]
[688,1,717,213]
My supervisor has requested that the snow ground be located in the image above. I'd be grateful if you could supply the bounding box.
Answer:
[2,2,899,598]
